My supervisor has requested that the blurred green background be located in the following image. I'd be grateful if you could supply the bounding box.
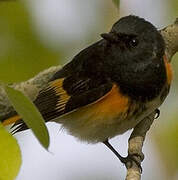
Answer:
[0,2,59,83]
[0,0,177,180]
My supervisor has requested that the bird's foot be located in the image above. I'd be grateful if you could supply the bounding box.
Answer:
[155,109,160,119]
[119,153,143,173]
[103,140,143,173]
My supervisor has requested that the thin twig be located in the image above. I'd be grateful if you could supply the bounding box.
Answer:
[125,112,156,180]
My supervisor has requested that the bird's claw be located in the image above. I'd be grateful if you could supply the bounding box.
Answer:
[155,109,160,119]
[120,153,143,173]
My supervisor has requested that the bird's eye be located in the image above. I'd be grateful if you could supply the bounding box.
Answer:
[130,38,139,47]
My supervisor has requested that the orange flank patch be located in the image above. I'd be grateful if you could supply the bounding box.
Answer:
[69,83,131,128]
[62,83,130,138]
[93,84,129,119]
[61,83,130,142]
[2,115,20,126]
[60,83,130,142]
[164,55,173,85]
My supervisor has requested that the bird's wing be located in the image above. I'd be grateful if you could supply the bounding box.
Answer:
[34,77,113,122]
[2,70,114,133]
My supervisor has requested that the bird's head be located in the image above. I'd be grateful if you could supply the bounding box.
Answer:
[100,15,167,101]
[101,15,165,60]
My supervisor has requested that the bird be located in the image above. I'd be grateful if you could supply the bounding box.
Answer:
[1,15,173,169]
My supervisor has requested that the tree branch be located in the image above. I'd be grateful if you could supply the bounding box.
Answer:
[125,111,156,180]
[160,18,178,61]
[0,66,61,117]
[0,18,178,180]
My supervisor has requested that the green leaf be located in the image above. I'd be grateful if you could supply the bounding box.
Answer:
[4,85,49,149]
[112,0,120,8]
[0,123,21,180]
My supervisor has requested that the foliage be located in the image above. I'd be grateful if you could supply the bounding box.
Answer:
[0,123,21,180]
[0,2,53,178]
[5,85,49,149]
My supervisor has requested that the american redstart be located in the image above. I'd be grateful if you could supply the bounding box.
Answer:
[1,15,172,168]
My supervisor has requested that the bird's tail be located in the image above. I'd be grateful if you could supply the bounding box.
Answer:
[0,111,28,133]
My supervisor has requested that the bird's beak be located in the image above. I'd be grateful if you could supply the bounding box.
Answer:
[100,32,118,43]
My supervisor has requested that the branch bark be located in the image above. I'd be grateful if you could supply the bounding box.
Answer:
[161,18,178,61]
[125,111,156,180]
[0,18,178,180]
